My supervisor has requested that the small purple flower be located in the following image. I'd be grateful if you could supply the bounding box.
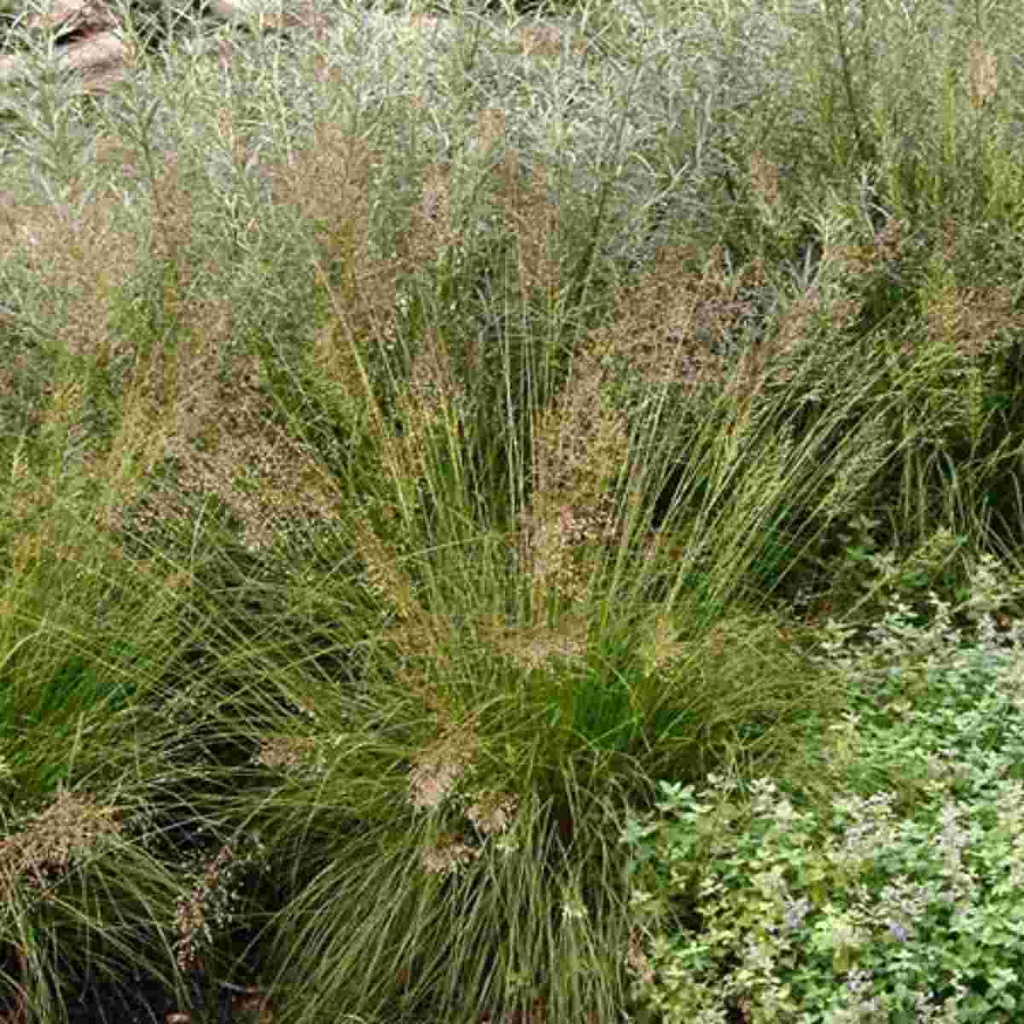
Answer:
[784,896,812,931]
[845,967,873,995]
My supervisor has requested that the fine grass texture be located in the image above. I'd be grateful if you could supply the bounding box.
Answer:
[2,0,1024,1021]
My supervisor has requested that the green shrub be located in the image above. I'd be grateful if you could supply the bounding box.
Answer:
[621,581,1024,1023]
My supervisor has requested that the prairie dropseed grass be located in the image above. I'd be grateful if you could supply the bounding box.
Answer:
[2,0,1024,1022]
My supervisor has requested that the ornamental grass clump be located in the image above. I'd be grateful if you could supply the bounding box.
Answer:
[621,564,1024,1023]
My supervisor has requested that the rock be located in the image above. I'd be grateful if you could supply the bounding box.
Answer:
[24,0,118,35]
[0,0,325,94]
[57,26,129,90]
[1,0,131,91]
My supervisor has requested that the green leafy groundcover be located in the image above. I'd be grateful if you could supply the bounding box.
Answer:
[622,598,1024,1022]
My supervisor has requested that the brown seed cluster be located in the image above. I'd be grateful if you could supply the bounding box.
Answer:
[0,787,123,902]
[408,722,480,812]
[172,839,265,973]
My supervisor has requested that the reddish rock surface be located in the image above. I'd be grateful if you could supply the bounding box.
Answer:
[0,0,328,92]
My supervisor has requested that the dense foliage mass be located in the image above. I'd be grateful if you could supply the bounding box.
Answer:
[2,0,1024,1021]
